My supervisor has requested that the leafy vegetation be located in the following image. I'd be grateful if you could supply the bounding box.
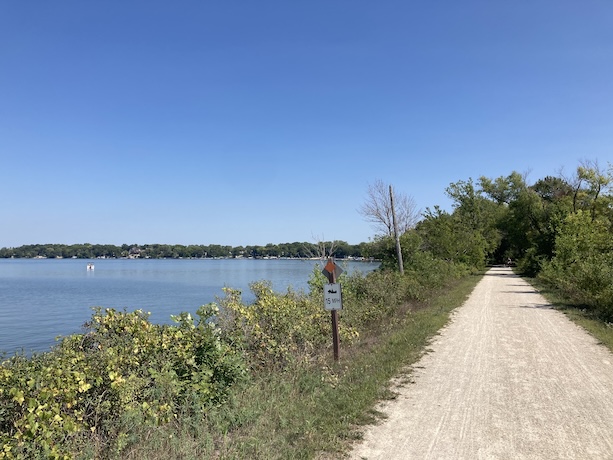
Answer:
[1,306,245,459]
[2,158,611,458]
[374,160,612,319]
[1,255,468,458]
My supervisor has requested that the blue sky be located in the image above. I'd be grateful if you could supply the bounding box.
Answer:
[1,1,611,248]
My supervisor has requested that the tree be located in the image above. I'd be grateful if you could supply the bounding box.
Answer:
[479,171,527,205]
[576,160,612,220]
[445,178,504,264]
[532,176,573,203]
[304,236,339,260]
[540,210,613,319]
[417,206,489,268]
[560,159,612,216]
[359,179,419,237]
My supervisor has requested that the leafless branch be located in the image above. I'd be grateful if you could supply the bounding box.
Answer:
[304,234,338,263]
[359,179,420,237]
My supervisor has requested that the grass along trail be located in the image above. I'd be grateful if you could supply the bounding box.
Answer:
[350,266,613,459]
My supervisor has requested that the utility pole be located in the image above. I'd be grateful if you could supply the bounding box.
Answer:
[390,185,404,274]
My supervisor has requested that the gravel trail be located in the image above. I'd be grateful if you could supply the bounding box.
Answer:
[350,267,613,459]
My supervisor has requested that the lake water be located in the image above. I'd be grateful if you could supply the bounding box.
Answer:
[0,258,379,355]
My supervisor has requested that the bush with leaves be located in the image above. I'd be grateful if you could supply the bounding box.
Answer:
[218,265,439,372]
[540,211,613,319]
[0,305,245,459]
[218,281,338,369]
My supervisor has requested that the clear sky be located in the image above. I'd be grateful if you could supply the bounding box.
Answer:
[1,1,611,248]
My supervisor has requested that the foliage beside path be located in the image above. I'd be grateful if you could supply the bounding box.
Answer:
[1,255,470,459]
[375,160,612,321]
[2,158,611,459]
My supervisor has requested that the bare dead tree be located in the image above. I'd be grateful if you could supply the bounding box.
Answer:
[304,234,338,264]
[359,179,420,237]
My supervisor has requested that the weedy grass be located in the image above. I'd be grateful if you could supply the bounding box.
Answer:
[118,273,482,460]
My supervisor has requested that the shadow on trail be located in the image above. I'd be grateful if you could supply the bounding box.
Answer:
[511,303,553,309]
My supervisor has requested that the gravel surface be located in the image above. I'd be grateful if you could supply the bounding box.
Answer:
[349,267,613,459]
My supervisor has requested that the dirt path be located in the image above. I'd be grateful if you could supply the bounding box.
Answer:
[349,267,613,459]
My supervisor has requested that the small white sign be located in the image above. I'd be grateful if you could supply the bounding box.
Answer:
[324,283,342,310]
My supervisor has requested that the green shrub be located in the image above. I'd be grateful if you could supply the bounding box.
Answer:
[0,306,245,459]
[539,211,613,320]
[516,247,546,277]
[339,270,417,324]
[218,281,333,369]
[405,251,469,288]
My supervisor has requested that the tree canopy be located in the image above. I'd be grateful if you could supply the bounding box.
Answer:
[367,160,612,320]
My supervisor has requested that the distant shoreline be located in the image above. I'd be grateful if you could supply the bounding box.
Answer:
[3,255,378,261]
[0,241,373,261]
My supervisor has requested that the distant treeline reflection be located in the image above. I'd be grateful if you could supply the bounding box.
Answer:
[0,241,372,260]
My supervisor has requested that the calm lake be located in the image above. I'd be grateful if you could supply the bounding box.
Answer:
[0,258,379,355]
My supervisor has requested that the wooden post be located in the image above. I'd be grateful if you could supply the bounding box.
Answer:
[325,258,341,362]
[331,310,340,362]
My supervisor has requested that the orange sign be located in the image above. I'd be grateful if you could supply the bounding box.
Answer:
[324,260,336,274]
[322,259,344,282]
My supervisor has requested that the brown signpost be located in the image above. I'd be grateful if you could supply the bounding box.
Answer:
[322,258,343,361]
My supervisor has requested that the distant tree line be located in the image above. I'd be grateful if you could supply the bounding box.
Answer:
[0,241,373,260]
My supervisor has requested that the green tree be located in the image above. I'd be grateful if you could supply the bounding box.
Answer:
[417,206,488,268]
[445,178,503,265]
[479,171,526,205]
[540,211,613,319]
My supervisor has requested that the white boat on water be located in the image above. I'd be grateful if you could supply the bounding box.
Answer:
[87,263,95,271]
